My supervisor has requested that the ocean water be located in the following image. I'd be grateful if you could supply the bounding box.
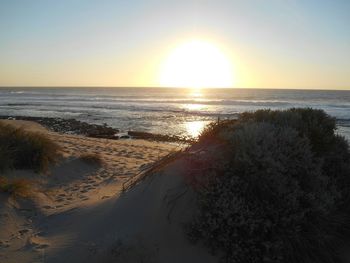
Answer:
[0,87,349,140]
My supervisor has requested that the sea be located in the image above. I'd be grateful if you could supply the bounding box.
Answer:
[0,87,349,140]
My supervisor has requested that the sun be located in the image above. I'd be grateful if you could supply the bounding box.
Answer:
[159,40,234,88]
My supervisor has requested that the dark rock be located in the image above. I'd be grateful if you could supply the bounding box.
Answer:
[0,116,118,138]
[128,131,194,143]
[0,115,193,143]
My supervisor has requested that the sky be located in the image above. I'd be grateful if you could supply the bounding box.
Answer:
[0,0,349,89]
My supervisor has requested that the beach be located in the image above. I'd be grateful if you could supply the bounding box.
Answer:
[1,108,350,263]
[0,120,195,263]
[1,1,349,261]
[0,106,344,258]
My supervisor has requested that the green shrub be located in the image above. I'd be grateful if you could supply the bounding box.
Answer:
[189,108,350,263]
[238,108,350,196]
[198,119,237,143]
[0,123,60,173]
[0,145,14,172]
[239,108,337,154]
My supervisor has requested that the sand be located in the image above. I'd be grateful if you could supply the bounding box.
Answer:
[0,120,216,263]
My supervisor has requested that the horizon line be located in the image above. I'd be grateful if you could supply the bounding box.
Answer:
[0,86,349,91]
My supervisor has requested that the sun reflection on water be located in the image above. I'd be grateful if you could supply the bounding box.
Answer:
[184,103,205,111]
[182,88,210,138]
[190,88,203,98]
[185,121,207,138]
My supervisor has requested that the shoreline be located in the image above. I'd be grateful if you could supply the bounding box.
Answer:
[0,115,195,144]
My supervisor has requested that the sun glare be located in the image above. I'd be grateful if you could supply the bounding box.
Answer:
[185,121,207,138]
[159,40,234,88]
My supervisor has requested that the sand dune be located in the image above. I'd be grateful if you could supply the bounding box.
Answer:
[0,120,215,263]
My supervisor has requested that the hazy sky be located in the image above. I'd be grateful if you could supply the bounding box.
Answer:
[0,0,349,89]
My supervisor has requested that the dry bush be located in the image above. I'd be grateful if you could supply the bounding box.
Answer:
[79,153,104,165]
[0,176,32,198]
[0,123,61,173]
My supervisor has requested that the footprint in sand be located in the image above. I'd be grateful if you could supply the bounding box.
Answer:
[35,243,49,250]
[0,212,8,217]
[0,240,10,248]
[87,180,96,184]
[18,229,31,235]
[28,236,50,251]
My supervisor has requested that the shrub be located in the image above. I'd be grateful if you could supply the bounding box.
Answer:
[0,145,14,172]
[189,108,350,263]
[79,153,103,165]
[0,123,61,173]
[198,119,237,143]
[0,176,32,198]
[238,108,350,196]
[239,108,337,155]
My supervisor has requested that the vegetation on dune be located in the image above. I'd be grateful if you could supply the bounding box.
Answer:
[0,123,61,173]
[79,153,104,165]
[188,108,350,263]
[0,176,32,197]
[198,118,238,143]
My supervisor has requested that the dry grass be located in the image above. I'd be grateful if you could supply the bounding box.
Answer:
[0,123,61,173]
[79,153,104,165]
[0,176,32,198]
